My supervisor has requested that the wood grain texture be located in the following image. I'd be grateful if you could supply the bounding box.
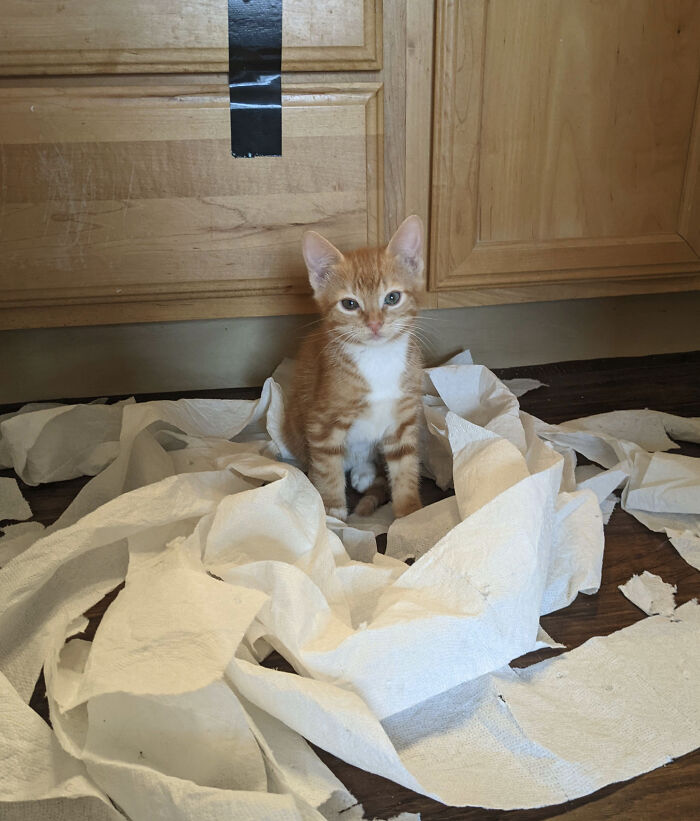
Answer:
[8,350,700,820]
[404,0,435,263]
[431,0,700,292]
[0,82,383,329]
[15,265,689,330]
[380,0,434,246]
[429,0,485,289]
[0,4,435,330]
[679,66,700,256]
[381,0,407,239]
[430,272,700,309]
[0,0,382,73]
[479,0,700,243]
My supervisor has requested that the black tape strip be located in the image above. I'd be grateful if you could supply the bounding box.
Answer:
[228,0,282,158]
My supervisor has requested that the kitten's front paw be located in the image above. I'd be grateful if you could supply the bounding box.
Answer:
[354,495,378,517]
[326,505,348,521]
[393,497,422,518]
[350,462,377,493]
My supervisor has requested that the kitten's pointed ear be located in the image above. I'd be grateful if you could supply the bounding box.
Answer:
[302,231,344,295]
[386,215,424,280]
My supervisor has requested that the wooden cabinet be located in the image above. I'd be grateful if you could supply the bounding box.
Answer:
[0,82,383,326]
[1,0,698,329]
[0,0,434,328]
[430,0,700,306]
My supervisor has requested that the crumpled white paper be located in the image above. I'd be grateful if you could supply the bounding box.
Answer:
[619,450,700,570]
[532,409,700,568]
[0,477,32,522]
[0,400,132,486]
[0,522,45,567]
[501,377,547,398]
[619,571,677,617]
[0,668,123,821]
[668,531,700,573]
[0,352,698,818]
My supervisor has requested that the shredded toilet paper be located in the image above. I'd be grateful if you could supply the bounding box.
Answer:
[0,477,32,522]
[0,353,698,818]
[0,522,45,566]
[0,400,130,486]
[619,571,677,616]
[531,410,700,568]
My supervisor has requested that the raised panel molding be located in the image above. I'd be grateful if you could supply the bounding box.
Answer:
[0,82,383,329]
[430,0,700,293]
[284,0,382,71]
[0,0,381,75]
[679,72,700,257]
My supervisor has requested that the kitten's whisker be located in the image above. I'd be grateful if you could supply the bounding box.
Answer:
[304,329,332,342]
[296,316,324,331]
[407,334,433,351]
[322,328,359,362]
[395,323,434,352]
[416,314,452,323]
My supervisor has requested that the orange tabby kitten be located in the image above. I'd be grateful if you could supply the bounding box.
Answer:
[285,215,424,520]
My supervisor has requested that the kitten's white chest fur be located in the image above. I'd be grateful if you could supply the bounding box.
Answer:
[345,335,409,454]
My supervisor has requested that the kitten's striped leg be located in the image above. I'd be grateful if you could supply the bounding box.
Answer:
[307,419,350,520]
[382,415,422,518]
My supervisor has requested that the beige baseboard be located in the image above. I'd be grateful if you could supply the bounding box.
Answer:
[2,291,699,405]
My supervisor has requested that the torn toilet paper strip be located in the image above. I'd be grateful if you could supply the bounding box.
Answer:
[0,669,123,820]
[626,451,700,515]
[530,409,700,568]
[0,353,698,818]
[0,477,32,523]
[622,449,700,570]
[668,531,700,572]
[618,571,677,617]
[0,522,45,567]
[0,401,131,486]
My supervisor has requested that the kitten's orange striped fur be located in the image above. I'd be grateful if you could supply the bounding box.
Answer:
[285,216,424,520]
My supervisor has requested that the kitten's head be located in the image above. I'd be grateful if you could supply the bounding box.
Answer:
[302,215,424,346]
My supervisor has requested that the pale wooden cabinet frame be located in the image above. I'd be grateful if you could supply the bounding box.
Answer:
[429,0,700,308]
[0,0,436,330]
[0,82,384,328]
[4,0,697,326]
[0,0,381,73]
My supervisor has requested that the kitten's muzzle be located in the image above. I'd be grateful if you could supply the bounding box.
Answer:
[367,319,384,337]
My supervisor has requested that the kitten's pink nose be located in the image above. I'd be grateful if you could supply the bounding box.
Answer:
[368,319,383,336]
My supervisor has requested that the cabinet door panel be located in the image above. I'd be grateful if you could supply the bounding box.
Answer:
[0,83,383,328]
[431,0,700,294]
[0,0,380,74]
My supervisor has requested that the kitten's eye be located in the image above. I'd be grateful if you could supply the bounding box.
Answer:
[340,298,359,311]
[384,291,401,306]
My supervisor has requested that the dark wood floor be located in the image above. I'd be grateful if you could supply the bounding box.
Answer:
[3,350,699,820]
